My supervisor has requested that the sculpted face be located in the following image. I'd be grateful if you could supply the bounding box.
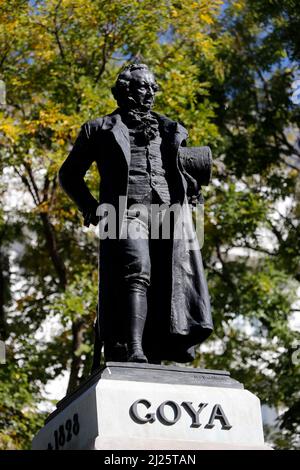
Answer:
[128,69,157,111]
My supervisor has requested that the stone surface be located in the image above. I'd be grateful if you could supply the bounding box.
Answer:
[32,363,270,450]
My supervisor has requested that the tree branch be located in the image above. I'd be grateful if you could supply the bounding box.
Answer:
[94,28,110,84]
[14,168,40,206]
[15,165,67,289]
[23,161,41,204]
[0,48,9,71]
[232,242,277,257]
[53,0,68,64]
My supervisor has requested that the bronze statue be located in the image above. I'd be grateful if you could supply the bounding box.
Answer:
[59,64,213,369]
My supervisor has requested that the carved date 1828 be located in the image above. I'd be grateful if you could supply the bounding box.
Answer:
[47,413,80,450]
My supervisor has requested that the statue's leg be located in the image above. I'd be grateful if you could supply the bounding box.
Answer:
[126,279,149,363]
[144,201,173,363]
[119,209,151,363]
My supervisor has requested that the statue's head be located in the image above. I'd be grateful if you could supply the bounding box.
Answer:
[112,63,159,112]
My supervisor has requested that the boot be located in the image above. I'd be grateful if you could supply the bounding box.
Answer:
[127,283,148,363]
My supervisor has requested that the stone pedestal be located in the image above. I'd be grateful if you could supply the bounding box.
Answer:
[32,362,271,450]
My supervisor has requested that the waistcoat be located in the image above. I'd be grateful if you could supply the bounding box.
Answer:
[127,128,171,205]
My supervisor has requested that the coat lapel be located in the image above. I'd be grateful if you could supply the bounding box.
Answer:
[102,112,131,167]
[153,112,188,195]
[153,112,189,152]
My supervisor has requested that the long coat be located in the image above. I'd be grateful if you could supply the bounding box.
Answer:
[59,109,213,365]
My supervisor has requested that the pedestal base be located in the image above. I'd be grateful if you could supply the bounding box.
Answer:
[32,363,271,450]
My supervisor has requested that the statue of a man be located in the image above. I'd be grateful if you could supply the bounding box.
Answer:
[59,64,213,369]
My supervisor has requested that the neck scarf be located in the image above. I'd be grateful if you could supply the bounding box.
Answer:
[121,109,159,145]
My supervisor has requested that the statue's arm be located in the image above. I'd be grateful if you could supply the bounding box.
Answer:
[59,123,99,226]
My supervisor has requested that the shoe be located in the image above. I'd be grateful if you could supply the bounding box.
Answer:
[127,348,148,363]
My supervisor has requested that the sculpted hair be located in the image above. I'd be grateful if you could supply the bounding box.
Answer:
[111,63,158,107]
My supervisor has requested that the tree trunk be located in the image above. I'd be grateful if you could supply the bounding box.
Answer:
[40,213,67,290]
[0,251,8,341]
[66,319,86,394]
